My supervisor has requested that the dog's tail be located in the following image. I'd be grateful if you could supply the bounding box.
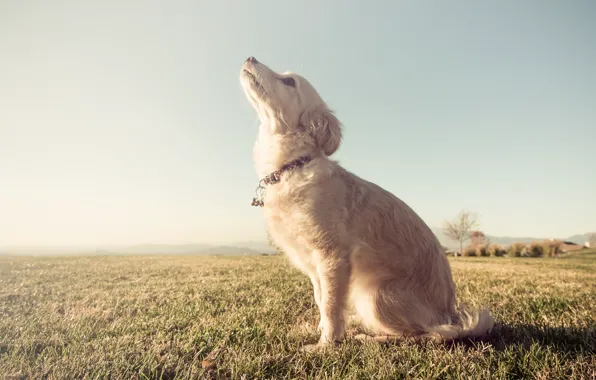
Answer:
[422,305,495,342]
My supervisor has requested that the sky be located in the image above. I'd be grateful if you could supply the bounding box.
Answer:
[1,0,595,248]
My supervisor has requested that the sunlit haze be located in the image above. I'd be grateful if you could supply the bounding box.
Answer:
[1,1,594,249]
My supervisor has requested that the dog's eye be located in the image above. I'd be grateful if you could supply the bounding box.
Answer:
[281,77,296,87]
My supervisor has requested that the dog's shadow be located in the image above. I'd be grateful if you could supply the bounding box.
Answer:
[352,322,594,359]
[442,322,595,357]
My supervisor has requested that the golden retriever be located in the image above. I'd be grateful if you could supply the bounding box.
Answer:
[239,56,494,351]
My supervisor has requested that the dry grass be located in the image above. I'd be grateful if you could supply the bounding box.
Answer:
[1,250,595,379]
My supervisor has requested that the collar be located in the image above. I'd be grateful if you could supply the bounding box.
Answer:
[251,155,311,207]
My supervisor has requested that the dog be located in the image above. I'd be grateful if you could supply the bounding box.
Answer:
[239,56,494,351]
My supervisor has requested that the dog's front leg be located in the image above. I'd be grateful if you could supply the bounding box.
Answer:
[311,253,351,348]
[307,272,324,331]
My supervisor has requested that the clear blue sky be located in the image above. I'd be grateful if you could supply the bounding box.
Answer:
[1,0,594,247]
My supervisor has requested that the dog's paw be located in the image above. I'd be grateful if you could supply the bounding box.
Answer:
[300,339,342,353]
[354,333,375,342]
[300,343,324,353]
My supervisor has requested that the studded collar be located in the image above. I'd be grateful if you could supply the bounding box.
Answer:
[251,156,311,207]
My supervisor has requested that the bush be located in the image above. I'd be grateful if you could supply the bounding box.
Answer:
[546,240,563,257]
[508,243,526,258]
[478,244,492,257]
[463,246,478,257]
[507,247,521,257]
[529,242,547,258]
[491,244,506,257]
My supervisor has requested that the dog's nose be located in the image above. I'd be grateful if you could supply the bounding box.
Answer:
[246,56,258,64]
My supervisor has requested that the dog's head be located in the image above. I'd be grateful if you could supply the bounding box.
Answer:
[240,57,342,156]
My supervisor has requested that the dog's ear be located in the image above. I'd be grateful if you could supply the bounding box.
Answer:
[300,105,343,156]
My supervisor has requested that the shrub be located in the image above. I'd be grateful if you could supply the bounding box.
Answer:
[478,244,492,257]
[463,246,478,257]
[508,243,526,257]
[546,240,563,257]
[529,242,547,258]
[491,244,506,257]
[507,246,521,257]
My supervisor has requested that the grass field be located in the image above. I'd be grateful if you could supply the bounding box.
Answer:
[1,250,595,379]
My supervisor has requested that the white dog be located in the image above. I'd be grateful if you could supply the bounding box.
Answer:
[239,56,494,351]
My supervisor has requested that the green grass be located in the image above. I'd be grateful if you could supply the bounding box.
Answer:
[1,251,595,379]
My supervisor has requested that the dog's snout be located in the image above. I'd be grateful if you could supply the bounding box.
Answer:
[245,56,258,64]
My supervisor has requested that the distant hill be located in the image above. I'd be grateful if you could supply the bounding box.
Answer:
[564,233,594,245]
[432,228,593,250]
[97,243,275,256]
[230,241,277,254]
[1,231,591,256]
[0,243,269,256]
[108,244,266,255]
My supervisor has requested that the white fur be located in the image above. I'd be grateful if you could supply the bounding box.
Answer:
[239,58,494,350]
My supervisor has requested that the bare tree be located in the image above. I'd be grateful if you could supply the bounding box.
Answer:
[443,210,479,257]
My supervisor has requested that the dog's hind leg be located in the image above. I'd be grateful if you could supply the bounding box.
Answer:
[353,278,450,340]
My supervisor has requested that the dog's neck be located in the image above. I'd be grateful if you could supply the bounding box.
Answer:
[253,120,319,178]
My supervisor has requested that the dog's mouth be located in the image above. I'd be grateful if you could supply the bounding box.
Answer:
[243,69,263,90]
